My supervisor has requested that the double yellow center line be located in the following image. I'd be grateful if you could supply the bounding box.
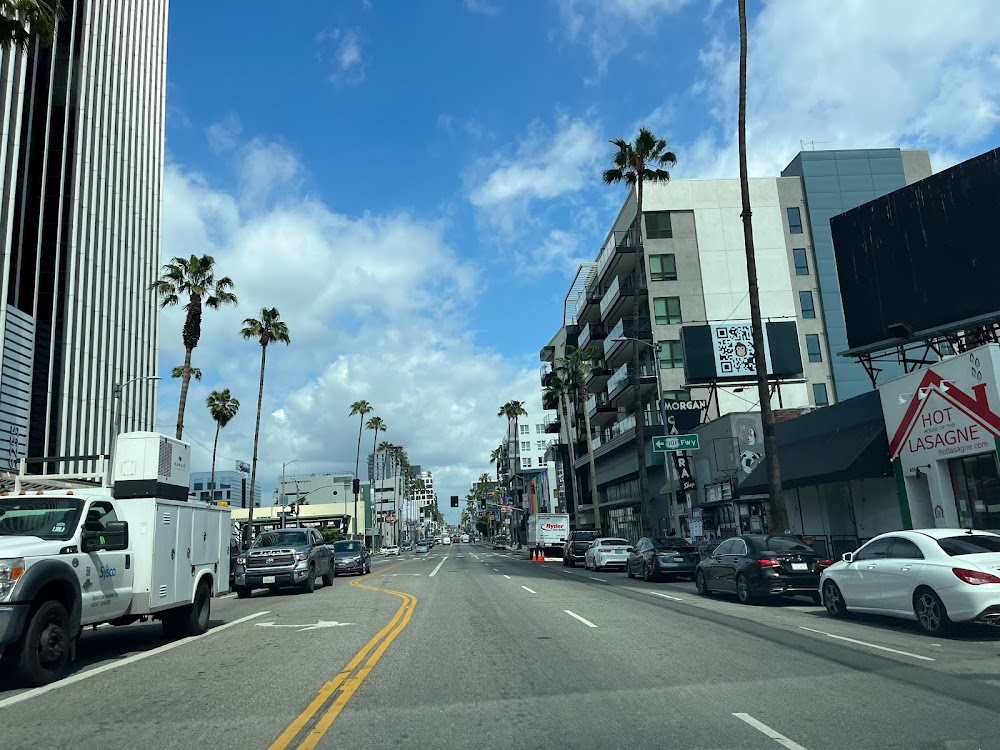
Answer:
[269,566,418,750]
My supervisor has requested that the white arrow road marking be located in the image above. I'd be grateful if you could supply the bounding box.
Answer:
[257,620,354,632]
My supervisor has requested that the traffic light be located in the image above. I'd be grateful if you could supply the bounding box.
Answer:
[450,495,459,507]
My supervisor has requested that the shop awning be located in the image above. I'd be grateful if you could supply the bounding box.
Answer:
[737,391,892,497]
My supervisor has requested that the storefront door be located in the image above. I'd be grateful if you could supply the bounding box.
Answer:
[948,451,1000,530]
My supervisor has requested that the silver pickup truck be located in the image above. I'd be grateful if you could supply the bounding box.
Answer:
[233,528,334,597]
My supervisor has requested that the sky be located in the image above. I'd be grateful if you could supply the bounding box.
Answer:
[158,0,1000,522]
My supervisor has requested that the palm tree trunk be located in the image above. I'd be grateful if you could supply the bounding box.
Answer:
[246,344,268,543]
[633,178,653,537]
[210,422,220,495]
[367,426,380,544]
[582,391,600,529]
[353,416,364,539]
[560,392,582,516]
[738,0,788,534]
[175,347,193,440]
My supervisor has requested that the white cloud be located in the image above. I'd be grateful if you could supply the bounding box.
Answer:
[464,0,500,16]
[316,28,367,84]
[238,138,301,207]
[158,143,538,516]
[682,0,1000,178]
[206,114,242,154]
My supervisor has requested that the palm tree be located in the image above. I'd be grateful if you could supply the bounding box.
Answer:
[498,400,527,545]
[239,307,290,541]
[171,365,202,381]
[559,346,601,517]
[349,401,373,539]
[738,0,788,533]
[603,127,677,536]
[364,416,386,539]
[151,254,238,439]
[0,0,60,49]
[206,389,240,495]
[543,373,579,515]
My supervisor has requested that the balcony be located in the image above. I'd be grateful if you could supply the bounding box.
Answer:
[540,364,554,388]
[595,229,636,288]
[583,356,612,391]
[543,413,561,433]
[542,388,559,411]
[607,361,659,405]
[603,316,654,365]
[599,272,647,323]
[574,411,665,468]
[578,322,607,350]
[586,391,618,427]
[540,344,555,363]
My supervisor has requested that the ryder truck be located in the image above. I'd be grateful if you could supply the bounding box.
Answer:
[527,513,570,558]
[0,432,230,686]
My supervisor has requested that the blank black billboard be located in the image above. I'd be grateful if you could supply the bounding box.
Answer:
[831,147,1000,351]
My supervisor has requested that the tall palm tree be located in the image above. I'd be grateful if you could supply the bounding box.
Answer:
[738,0,788,533]
[151,254,238,439]
[498,400,527,544]
[489,445,504,481]
[559,346,601,518]
[206,388,240,495]
[543,373,582,516]
[603,128,677,536]
[171,365,202,381]
[349,401,373,539]
[364,416,386,539]
[376,439,395,546]
[0,0,60,49]
[239,307,290,541]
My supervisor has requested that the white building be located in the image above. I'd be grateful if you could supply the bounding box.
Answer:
[278,472,372,538]
[505,411,557,472]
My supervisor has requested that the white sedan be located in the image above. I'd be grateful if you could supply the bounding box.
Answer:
[820,528,1000,636]
[584,538,633,571]
[380,545,400,556]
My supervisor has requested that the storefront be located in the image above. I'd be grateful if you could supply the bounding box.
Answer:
[879,343,1000,531]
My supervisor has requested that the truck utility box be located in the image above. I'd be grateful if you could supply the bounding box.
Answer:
[527,513,570,556]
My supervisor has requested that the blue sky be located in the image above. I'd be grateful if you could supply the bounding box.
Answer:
[158,0,1000,521]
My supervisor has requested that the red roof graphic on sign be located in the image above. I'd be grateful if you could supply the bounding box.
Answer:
[888,370,1000,459]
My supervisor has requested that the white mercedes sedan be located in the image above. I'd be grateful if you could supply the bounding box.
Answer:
[820,528,1000,636]
[584,537,633,571]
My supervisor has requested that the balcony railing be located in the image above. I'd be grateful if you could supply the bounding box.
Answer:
[608,361,657,394]
[595,228,635,282]
[603,317,653,357]
[578,322,606,350]
[585,391,613,413]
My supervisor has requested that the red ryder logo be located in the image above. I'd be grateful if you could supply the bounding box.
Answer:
[542,523,565,530]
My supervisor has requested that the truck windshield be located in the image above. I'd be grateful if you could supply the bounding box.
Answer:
[0,497,84,541]
[252,531,309,548]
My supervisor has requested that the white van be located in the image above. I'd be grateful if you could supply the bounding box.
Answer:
[442,535,452,545]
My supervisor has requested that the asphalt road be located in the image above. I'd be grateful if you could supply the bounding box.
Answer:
[2,544,1000,749]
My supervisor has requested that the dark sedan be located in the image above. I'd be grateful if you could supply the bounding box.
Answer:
[330,539,371,576]
[626,537,700,581]
[695,535,831,604]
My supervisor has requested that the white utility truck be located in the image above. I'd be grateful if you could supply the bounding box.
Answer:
[0,432,230,686]
[527,513,570,558]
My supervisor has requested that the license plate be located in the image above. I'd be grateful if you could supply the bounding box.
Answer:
[262,575,276,583]
[790,563,808,571]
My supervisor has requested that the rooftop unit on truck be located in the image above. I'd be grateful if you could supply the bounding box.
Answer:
[0,432,231,687]
[527,513,570,558]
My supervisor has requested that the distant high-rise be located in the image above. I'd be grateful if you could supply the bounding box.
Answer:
[0,1,167,471]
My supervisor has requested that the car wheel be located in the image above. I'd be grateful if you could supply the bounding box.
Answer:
[695,570,711,596]
[322,567,335,587]
[643,563,656,583]
[736,574,756,605]
[12,600,72,686]
[626,562,635,578]
[568,558,575,568]
[300,565,316,594]
[914,587,952,636]
[822,580,847,618]
[235,586,252,599]
[563,556,569,567]
[165,580,212,638]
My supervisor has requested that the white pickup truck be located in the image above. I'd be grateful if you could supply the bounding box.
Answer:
[0,431,230,686]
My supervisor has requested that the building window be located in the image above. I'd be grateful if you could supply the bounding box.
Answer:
[519,424,529,435]
[521,457,531,467]
[792,248,809,275]
[536,441,546,450]
[226,490,231,499]
[653,297,682,325]
[813,383,829,406]
[663,390,691,402]
[644,211,672,239]
[649,254,677,281]
[659,340,684,369]
[521,441,530,451]
[799,290,816,319]
[193,482,203,491]
[787,207,803,234]
[805,334,823,363]
[535,424,544,433]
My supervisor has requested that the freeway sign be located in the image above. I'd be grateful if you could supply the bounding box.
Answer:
[652,434,700,452]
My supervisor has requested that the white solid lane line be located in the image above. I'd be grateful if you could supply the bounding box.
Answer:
[521,586,537,594]
[646,591,685,602]
[798,626,935,661]
[428,557,449,577]
[0,611,270,711]
[732,713,809,750]
[503,574,511,579]
[563,610,598,628]
[588,577,605,582]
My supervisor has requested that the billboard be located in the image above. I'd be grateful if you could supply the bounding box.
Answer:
[681,320,803,385]
[831,147,1000,352]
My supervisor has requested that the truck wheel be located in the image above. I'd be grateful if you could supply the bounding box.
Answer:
[300,565,316,593]
[322,567,335,587]
[235,586,252,599]
[14,600,72,686]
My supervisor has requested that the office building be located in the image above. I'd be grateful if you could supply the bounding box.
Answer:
[277,472,370,536]
[189,470,260,508]
[0,1,167,471]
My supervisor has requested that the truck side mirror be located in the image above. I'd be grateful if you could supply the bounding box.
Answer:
[82,521,129,552]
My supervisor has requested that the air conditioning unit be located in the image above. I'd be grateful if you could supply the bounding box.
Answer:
[112,431,191,501]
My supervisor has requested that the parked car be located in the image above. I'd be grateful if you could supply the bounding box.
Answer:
[330,539,371,576]
[584,538,632,571]
[493,537,508,550]
[442,535,452,545]
[695,534,829,604]
[820,529,1000,636]
[562,530,601,568]
[234,528,334,597]
[415,540,431,554]
[626,536,700,581]
[381,544,401,556]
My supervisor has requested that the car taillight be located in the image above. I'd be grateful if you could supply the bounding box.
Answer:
[818,559,833,567]
[952,567,1000,585]
[758,559,781,567]
[600,548,613,553]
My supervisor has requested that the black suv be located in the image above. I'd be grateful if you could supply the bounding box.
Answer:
[562,529,601,567]
[234,528,334,597]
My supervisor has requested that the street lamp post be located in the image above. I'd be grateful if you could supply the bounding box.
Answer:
[280,459,301,529]
[109,375,161,484]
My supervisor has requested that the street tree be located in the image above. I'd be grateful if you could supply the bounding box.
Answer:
[349,401,374,539]
[603,127,677,535]
[738,0,788,532]
[171,365,202,381]
[542,372,582,515]
[557,345,601,521]
[0,0,60,49]
[239,307,290,543]
[206,388,240,495]
[151,254,237,439]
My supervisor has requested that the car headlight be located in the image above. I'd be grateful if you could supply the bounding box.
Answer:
[236,556,247,566]
[295,551,309,561]
[0,558,25,601]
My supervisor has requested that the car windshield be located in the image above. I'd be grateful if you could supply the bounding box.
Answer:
[252,531,309,549]
[937,535,1000,555]
[0,498,83,541]
[652,537,694,549]
[334,541,363,553]
[762,536,815,553]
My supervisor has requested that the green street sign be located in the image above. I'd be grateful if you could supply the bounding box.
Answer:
[652,434,700,452]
